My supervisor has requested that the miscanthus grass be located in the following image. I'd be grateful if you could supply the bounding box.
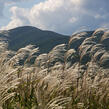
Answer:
[0,69,20,109]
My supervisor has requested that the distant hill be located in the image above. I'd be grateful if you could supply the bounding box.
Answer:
[0,26,70,53]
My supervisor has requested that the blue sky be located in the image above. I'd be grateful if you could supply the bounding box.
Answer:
[0,0,109,35]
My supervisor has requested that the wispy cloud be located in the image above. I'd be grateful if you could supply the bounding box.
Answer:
[0,0,32,17]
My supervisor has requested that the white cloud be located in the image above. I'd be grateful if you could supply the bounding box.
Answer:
[1,19,23,30]
[1,6,30,30]
[0,0,33,17]
[1,0,109,34]
[1,0,84,34]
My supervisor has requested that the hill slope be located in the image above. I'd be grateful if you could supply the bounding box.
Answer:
[0,26,69,53]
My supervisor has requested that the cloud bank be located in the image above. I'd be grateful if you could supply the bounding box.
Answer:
[1,0,109,34]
